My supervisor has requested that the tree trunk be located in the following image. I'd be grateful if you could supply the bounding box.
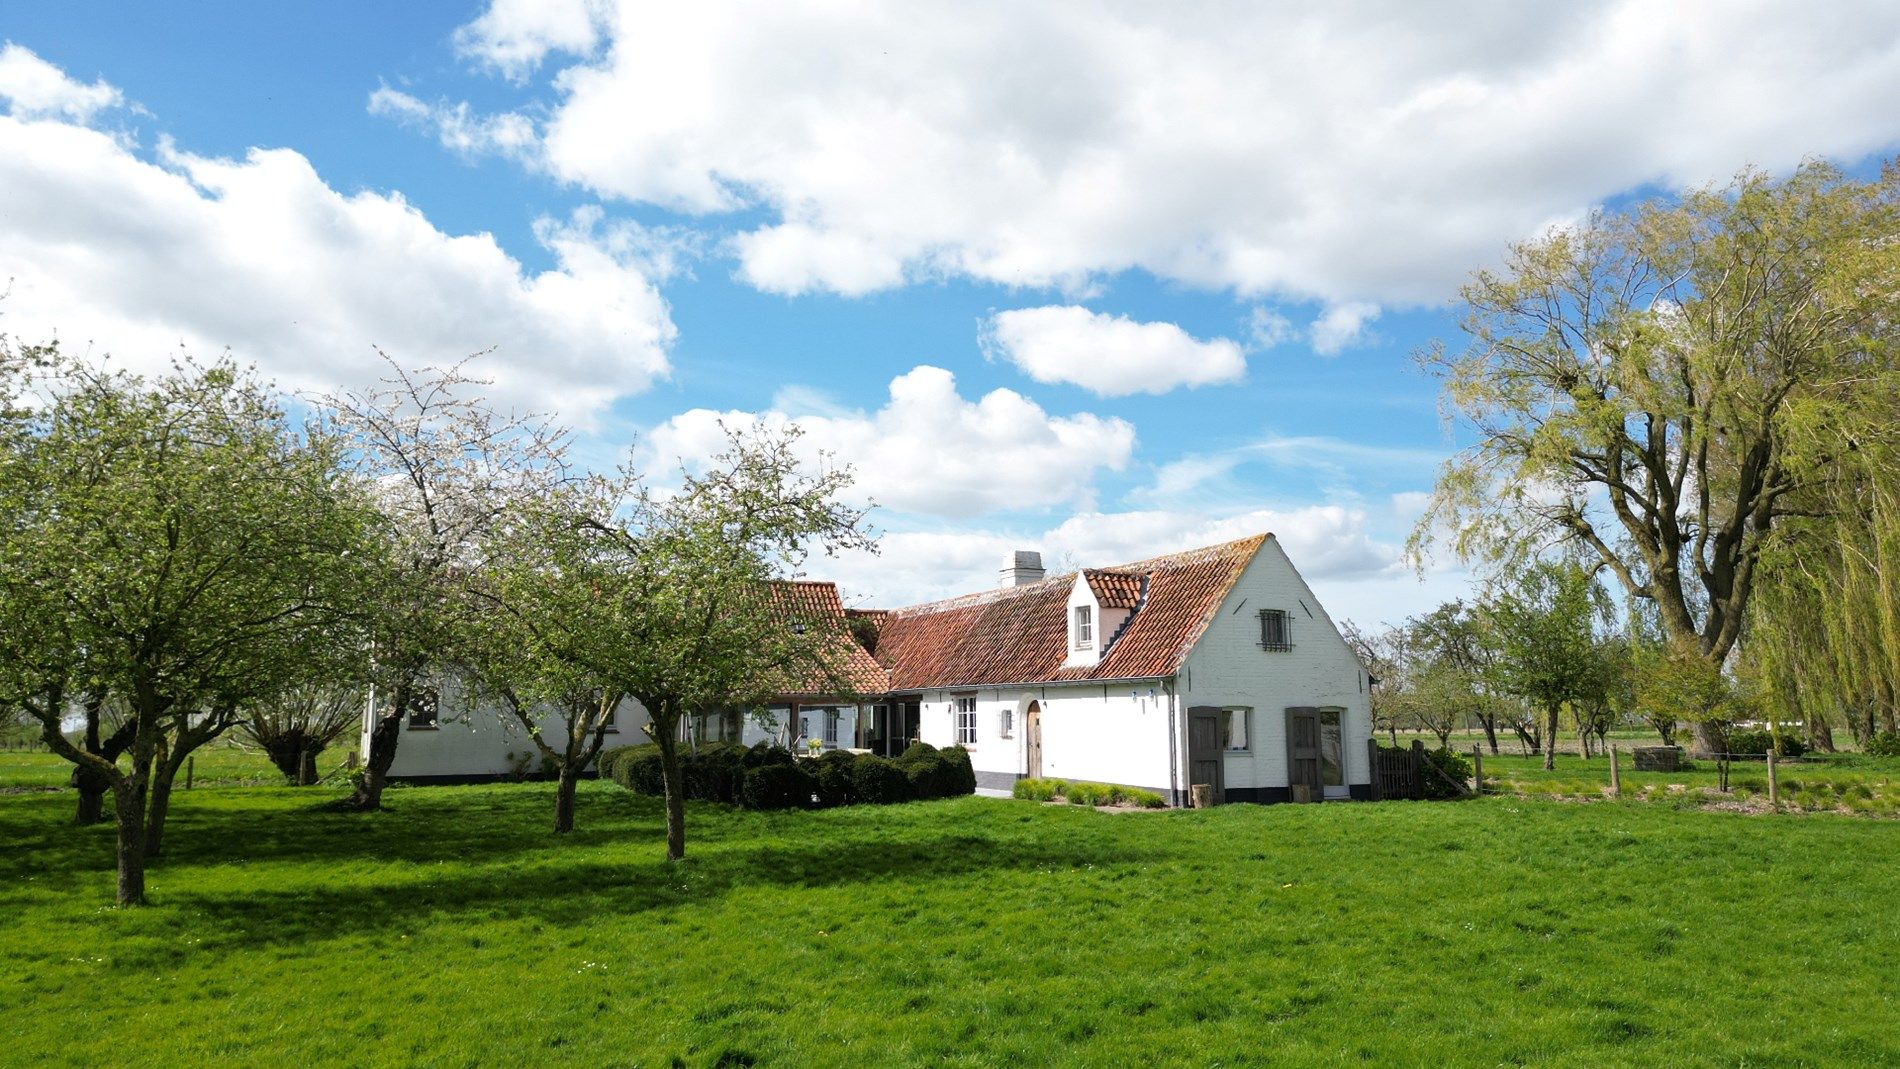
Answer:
[298,745,319,786]
[349,708,404,810]
[655,719,686,861]
[1809,711,1836,753]
[1691,720,1723,759]
[111,776,148,906]
[1479,715,1500,755]
[554,765,579,834]
[1543,704,1559,771]
[145,748,181,858]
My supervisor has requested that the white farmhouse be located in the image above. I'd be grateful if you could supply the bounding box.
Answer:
[370,533,1373,805]
[859,534,1373,804]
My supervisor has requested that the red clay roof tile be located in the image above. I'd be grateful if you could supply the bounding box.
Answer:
[871,534,1266,690]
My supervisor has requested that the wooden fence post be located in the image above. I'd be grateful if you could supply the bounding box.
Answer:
[1767,749,1778,809]
[186,756,194,791]
[1609,744,1620,798]
[1366,738,1382,802]
[1471,745,1482,796]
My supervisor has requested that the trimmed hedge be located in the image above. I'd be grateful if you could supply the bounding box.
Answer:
[596,739,974,810]
[1727,729,1807,759]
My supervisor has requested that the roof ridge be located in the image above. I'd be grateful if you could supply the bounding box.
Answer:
[887,532,1270,618]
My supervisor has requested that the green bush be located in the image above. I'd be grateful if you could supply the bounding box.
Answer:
[937,746,978,796]
[744,741,796,768]
[1728,729,1807,759]
[900,753,948,799]
[1121,787,1166,808]
[1866,731,1900,758]
[849,754,910,804]
[1013,777,1061,801]
[899,741,938,761]
[813,750,857,808]
[741,762,817,810]
[1062,781,1106,806]
[1420,747,1473,800]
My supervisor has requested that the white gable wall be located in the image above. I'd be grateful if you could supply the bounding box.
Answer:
[1178,536,1372,798]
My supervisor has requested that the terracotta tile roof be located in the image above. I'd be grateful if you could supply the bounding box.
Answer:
[872,534,1267,690]
[763,581,891,698]
[1084,569,1143,609]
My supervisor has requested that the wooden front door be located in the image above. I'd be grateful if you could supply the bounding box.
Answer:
[1025,701,1043,778]
[1286,707,1322,801]
[1186,707,1224,803]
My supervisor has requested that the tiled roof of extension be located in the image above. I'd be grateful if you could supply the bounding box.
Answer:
[765,581,892,697]
[1084,569,1144,609]
[871,534,1267,691]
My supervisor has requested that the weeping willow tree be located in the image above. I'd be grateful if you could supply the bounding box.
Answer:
[1414,160,1900,757]
[1748,458,1900,751]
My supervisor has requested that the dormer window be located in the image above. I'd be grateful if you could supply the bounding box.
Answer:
[792,621,808,635]
[1073,605,1093,650]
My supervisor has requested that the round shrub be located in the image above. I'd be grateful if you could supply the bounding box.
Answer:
[901,753,948,799]
[899,741,938,761]
[744,741,796,768]
[936,746,978,797]
[684,742,747,803]
[741,762,817,810]
[1865,731,1900,758]
[850,754,910,804]
[813,750,857,808]
[1420,747,1473,800]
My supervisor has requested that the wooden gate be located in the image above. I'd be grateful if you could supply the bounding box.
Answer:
[1366,739,1424,800]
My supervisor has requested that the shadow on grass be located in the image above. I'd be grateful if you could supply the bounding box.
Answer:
[2,785,1167,957]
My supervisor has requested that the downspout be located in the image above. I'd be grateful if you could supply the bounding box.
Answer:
[1165,677,1179,807]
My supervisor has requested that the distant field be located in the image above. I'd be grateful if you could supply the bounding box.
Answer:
[3,782,1898,1066]
[0,743,316,790]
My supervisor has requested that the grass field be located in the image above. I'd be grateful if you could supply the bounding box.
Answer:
[0,742,310,790]
[3,782,1898,1066]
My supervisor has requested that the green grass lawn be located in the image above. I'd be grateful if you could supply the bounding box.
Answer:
[4,784,1898,1066]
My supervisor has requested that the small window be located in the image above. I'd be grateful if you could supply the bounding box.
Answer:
[998,707,1014,738]
[1222,707,1249,751]
[1259,608,1292,651]
[954,696,978,745]
[1073,605,1094,650]
[405,688,439,729]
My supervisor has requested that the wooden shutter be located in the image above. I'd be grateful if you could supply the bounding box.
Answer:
[1186,706,1225,803]
[1285,707,1321,801]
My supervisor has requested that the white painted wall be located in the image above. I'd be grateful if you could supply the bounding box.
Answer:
[369,675,653,780]
[913,682,1177,791]
[1178,537,1372,797]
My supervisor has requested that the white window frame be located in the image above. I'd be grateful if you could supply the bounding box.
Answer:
[953,695,978,746]
[1073,605,1094,650]
[823,708,841,747]
[998,706,1014,739]
[1221,707,1251,752]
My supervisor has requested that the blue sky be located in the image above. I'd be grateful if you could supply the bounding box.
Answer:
[5,1,1900,626]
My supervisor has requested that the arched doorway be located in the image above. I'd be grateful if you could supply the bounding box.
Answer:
[1025,700,1043,778]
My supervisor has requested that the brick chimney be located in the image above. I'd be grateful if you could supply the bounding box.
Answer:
[999,550,1045,587]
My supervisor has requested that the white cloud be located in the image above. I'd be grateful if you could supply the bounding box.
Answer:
[0,102,674,419]
[451,1,1900,304]
[1310,302,1382,355]
[1247,306,1296,350]
[983,305,1244,396]
[642,365,1134,516]
[367,86,538,162]
[0,43,122,121]
[453,0,610,81]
